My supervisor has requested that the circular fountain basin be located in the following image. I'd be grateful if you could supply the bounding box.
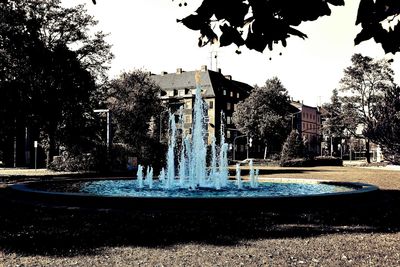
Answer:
[8,178,378,211]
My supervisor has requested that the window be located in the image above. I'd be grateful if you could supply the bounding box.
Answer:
[227,103,231,110]
[178,90,185,97]
[230,91,234,97]
[192,89,197,94]
[223,90,227,96]
[168,90,174,97]
[227,130,231,139]
[227,116,231,124]
[237,93,240,98]
[185,115,191,123]
[209,100,214,109]
[185,101,192,109]
[234,104,237,111]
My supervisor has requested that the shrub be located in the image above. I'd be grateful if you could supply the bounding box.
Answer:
[314,156,343,166]
[49,152,96,172]
[280,130,305,162]
[280,156,343,167]
[280,158,311,167]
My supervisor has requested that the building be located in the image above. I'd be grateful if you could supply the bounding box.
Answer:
[290,101,322,155]
[151,65,253,158]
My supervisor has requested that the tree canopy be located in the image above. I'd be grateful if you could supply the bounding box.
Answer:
[339,53,396,162]
[107,70,165,168]
[170,0,400,54]
[232,77,291,152]
[0,0,113,166]
[364,85,400,164]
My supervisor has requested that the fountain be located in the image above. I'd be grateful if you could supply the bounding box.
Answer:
[131,80,254,192]
[8,72,379,211]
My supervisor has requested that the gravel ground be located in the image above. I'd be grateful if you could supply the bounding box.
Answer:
[0,166,399,266]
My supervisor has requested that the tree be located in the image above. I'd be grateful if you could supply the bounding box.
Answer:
[339,53,395,163]
[171,0,400,54]
[364,85,400,164]
[0,0,113,167]
[232,77,291,153]
[280,130,306,162]
[322,89,347,156]
[107,70,165,168]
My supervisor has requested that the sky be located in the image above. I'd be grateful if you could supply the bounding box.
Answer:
[62,0,400,107]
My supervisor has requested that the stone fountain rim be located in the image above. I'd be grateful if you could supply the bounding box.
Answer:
[8,177,379,199]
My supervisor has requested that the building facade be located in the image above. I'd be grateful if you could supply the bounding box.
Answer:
[151,65,253,158]
[290,101,322,155]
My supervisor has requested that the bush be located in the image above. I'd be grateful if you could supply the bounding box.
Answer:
[280,158,311,167]
[314,156,343,166]
[280,130,305,162]
[49,152,96,172]
[280,156,343,167]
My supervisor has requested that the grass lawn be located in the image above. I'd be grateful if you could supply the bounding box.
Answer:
[0,166,399,266]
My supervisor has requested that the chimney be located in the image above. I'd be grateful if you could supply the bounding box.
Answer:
[224,75,232,80]
[201,65,207,72]
[217,68,222,74]
[176,68,183,74]
[161,71,168,76]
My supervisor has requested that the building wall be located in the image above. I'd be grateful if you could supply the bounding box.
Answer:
[291,102,322,155]
[154,67,252,151]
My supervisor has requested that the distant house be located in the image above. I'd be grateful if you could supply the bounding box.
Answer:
[290,101,322,155]
[151,65,253,159]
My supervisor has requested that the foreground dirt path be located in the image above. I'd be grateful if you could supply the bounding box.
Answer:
[0,166,399,266]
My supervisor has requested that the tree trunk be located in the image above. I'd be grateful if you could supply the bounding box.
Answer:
[365,138,371,164]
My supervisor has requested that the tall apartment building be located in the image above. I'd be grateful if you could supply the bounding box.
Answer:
[151,65,253,151]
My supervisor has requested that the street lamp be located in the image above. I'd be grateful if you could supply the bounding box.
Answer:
[94,109,111,151]
[233,134,246,161]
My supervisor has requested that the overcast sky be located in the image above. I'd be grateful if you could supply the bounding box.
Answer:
[62,0,400,106]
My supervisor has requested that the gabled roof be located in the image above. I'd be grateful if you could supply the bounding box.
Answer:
[150,69,253,98]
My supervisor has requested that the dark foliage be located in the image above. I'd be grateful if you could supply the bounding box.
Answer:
[340,53,395,163]
[233,77,291,153]
[280,156,342,167]
[171,0,400,54]
[176,0,344,53]
[364,86,400,164]
[280,130,306,163]
[107,70,167,170]
[0,0,113,167]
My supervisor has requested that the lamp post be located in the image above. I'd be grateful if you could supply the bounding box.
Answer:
[233,134,246,161]
[94,109,111,152]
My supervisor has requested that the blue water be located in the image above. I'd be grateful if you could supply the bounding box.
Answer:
[80,180,354,198]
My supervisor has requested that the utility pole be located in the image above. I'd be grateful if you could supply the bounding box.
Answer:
[209,51,218,71]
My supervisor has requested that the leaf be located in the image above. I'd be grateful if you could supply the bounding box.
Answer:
[326,0,345,6]
[177,14,206,31]
[219,24,245,47]
[198,25,218,46]
[245,29,268,52]
[287,27,308,39]
[354,27,374,45]
[356,0,375,25]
